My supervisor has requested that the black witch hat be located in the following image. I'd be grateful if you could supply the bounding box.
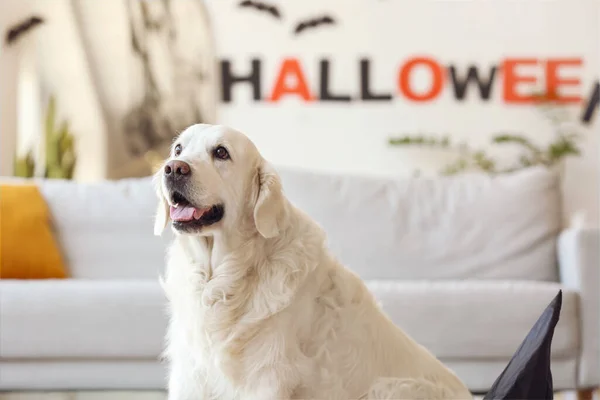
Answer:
[484,290,562,400]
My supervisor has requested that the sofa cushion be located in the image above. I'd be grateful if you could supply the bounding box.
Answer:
[0,279,577,362]
[279,166,561,281]
[367,280,578,360]
[6,166,561,281]
[0,176,171,280]
[38,177,173,279]
[0,280,167,359]
[0,184,67,279]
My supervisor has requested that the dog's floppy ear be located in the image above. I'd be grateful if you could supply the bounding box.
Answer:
[253,161,289,239]
[153,173,170,236]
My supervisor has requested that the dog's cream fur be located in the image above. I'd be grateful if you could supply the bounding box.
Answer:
[155,124,472,400]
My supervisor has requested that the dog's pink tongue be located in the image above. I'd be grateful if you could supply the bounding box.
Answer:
[170,206,209,222]
[170,205,195,222]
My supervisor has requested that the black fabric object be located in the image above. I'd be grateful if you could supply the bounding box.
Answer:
[484,290,562,400]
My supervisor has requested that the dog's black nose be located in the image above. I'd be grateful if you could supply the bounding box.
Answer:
[164,160,191,177]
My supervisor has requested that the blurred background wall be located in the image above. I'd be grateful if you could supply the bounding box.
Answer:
[207,0,599,225]
[1,0,598,224]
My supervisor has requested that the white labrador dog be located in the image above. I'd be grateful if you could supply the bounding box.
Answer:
[154,124,472,400]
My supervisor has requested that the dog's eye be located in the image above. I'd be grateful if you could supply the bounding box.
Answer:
[214,146,230,160]
[174,144,182,157]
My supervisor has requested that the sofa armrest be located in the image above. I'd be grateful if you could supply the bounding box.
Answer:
[558,227,599,388]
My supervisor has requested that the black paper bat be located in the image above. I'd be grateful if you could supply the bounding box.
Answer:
[293,15,336,35]
[4,16,45,45]
[238,0,281,19]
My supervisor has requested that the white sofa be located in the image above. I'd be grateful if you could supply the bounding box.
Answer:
[0,166,598,393]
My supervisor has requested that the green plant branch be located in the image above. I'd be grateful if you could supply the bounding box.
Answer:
[388,92,582,175]
[14,95,77,179]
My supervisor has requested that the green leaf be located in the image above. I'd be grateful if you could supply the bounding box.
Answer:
[388,134,457,149]
[58,121,73,153]
[472,151,496,172]
[547,139,581,164]
[441,158,469,175]
[14,151,35,178]
[492,134,542,153]
[45,96,56,139]
[46,133,60,167]
[518,155,534,168]
[41,95,77,179]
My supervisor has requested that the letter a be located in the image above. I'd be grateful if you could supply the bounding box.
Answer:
[269,59,314,102]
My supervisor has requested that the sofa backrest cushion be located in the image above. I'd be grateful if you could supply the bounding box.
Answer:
[278,166,561,281]
[36,177,171,279]
[8,165,560,281]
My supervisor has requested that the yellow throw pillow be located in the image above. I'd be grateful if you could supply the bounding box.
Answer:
[0,184,68,279]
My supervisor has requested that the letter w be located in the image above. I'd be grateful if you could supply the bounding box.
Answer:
[448,65,497,101]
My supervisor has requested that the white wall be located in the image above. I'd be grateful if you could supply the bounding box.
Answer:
[0,0,109,181]
[206,0,599,226]
[2,0,598,224]
[34,0,109,181]
[3,0,217,181]
[0,44,18,176]
[71,0,217,179]
[0,0,32,176]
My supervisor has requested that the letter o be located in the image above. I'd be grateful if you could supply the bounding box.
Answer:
[398,57,445,102]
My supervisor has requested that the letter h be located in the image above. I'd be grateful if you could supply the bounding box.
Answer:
[221,59,262,103]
